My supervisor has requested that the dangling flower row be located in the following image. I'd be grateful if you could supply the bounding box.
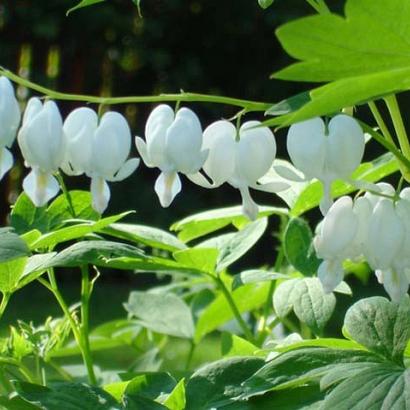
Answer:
[314,184,410,301]
[0,76,367,220]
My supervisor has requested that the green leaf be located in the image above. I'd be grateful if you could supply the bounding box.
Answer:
[13,381,121,409]
[103,223,186,252]
[0,396,40,409]
[344,296,410,364]
[195,281,270,343]
[322,364,410,410]
[185,357,264,409]
[284,218,321,276]
[173,248,219,274]
[30,212,130,249]
[67,0,106,15]
[274,0,410,82]
[221,333,259,357]
[0,229,30,263]
[124,291,195,338]
[123,394,166,409]
[232,269,286,290]
[273,278,336,334]
[241,348,382,399]
[273,154,399,216]
[124,373,176,401]
[16,253,56,290]
[215,218,268,272]
[266,0,410,125]
[10,193,49,234]
[163,378,186,410]
[258,0,274,9]
[171,206,287,242]
[0,257,28,294]
[235,385,324,410]
[265,91,311,116]
[46,190,99,229]
[42,240,144,268]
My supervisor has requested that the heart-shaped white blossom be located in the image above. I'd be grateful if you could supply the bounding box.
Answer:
[189,120,288,220]
[135,104,208,207]
[63,107,139,213]
[287,114,365,214]
[18,98,64,206]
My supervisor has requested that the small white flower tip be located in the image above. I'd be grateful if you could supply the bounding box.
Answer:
[23,169,60,207]
[154,172,182,208]
[90,177,111,214]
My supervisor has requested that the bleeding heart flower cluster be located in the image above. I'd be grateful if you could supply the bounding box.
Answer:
[314,184,410,301]
[1,77,368,219]
[1,76,408,301]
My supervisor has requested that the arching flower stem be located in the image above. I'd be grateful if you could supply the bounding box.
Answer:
[0,67,271,112]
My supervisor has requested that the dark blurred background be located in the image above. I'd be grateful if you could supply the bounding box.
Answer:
[1,0,385,337]
[0,0,347,226]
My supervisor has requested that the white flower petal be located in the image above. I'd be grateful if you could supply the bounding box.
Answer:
[239,186,259,221]
[63,107,98,175]
[366,199,404,269]
[0,147,13,181]
[0,77,20,148]
[327,114,365,178]
[145,104,175,169]
[287,117,326,179]
[314,196,358,258]
[380,269,409,302]
[318,259,344,293]
[273,164,306,182]
[187,171,216,189]
[234,121,276,185]
[154,171,182,207]
[135,136,154,168]
[18,100,64,172]
[23,169,60,207]
[202,120,236,185]
[91,177,111,214]
[319,179,333,215]
[165,108,204,174]
[110,158,140,182]
[90,111,131,179]
[250,180,290,193]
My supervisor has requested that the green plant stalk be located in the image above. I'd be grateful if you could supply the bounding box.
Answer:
[213,276,255,343]
[368,101,396,146]
[305,0,330,14]
[384,95,410,181]
[258,248,285,341]
[358,122,410,172]
[0,357,35,383]
[80,265,97,385]
[0,292,11,321]
[39,271,97,384]
[56,172,76,217]
[0,67,270,112]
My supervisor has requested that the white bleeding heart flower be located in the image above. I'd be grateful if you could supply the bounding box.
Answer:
[287,114,365,215]
[63,107,139,214]
[314,196,363,293]
[0,77,21,180]
[188,120,288,220]
[135,104,208,207]
[18,97,64,207]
